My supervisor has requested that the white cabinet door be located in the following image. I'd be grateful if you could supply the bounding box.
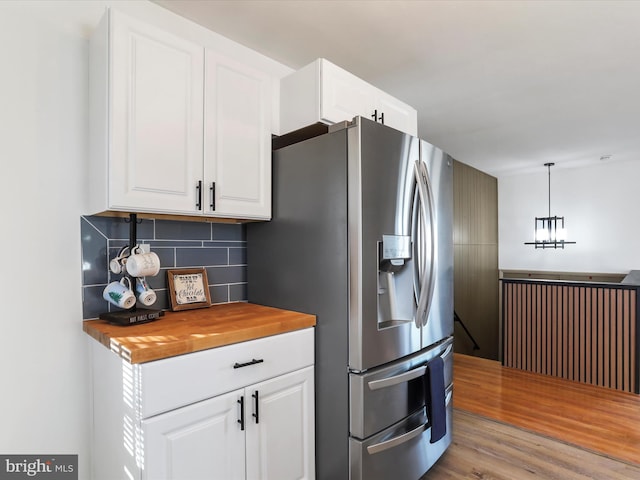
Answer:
[205,50,272,220]
[142,389,245,480]
[246,366,315,480]
[320,59,373,126]
[109,10,204,214]
[321,58,417,135]
[375,90,418,137]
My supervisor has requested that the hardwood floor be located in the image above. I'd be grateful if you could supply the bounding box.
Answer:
[424,410,640,479]
[452,353,640,465]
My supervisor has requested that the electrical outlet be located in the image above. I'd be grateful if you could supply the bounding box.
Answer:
[139,243,151,253]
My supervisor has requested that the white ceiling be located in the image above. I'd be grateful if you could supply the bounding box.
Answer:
[154,0,640,177]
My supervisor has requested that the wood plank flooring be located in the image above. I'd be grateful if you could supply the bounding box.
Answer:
[424,410,640,479]
[452,353,640,465]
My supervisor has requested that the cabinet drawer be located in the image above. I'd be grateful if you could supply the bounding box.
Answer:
[139,328,314,418]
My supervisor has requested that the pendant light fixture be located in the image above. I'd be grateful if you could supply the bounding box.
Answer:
[524,162,576,249]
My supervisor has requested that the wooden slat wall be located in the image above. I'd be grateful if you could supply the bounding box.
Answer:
[502,280,639,393]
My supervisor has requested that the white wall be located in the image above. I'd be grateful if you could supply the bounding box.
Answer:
[0,2,289,477]
[0,2,90,473]
[499,159,640,273]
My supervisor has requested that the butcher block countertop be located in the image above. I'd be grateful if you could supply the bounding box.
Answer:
[83,302,316,364]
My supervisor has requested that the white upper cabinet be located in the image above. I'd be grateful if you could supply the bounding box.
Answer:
[375,88,419,137]
[205,50,271,219]
[88,9,274,220]
[319,60,373,124]
[280,58,418,136]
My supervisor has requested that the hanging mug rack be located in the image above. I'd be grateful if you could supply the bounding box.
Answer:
[99,213,164,325]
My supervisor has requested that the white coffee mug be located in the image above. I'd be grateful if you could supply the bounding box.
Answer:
[103,277,136,309]
[126,247,160,277]
[135,277,157,307]
[109,246,130,275]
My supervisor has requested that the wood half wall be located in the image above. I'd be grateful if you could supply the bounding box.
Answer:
[502,279,639,393]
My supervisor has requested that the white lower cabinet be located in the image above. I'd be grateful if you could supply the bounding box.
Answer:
[245,368,314,480]
[142,367,314,480]
[142,390,245,480]
[89,328,315,480]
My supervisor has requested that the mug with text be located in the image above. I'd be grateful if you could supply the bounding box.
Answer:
[103,277,136,309]
[126,245,161,277]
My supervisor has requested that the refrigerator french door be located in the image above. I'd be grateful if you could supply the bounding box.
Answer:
[350,337,453,480]
[347,119,453,371]
[248,116,453,479]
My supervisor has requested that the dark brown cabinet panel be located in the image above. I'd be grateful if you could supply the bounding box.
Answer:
[453,161,499,360]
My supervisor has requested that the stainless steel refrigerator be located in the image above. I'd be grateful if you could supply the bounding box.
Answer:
[248,117,453,480]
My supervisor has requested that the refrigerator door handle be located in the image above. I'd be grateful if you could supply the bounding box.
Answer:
[368,383,454,455]
[367,365,427,391]
[367,343,452,391]
[440,344,453,359]
[366,422,426,455]
[413,160,436,327]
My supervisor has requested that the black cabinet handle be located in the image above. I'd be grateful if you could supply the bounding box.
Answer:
[379,111,385,124]
[252,390,259,424]
[196,180,203,210]
[210,182,216,211]
[371,109,378,122]
[237,396,245,431]
[233,358,264,369]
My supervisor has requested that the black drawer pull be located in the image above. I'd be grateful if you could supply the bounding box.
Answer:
[252,390,259,424]
[237,396,245,431]
[233,358,264,369]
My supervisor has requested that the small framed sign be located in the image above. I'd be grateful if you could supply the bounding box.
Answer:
[167,268,211,311]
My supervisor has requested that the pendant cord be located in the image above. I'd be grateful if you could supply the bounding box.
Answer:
[544,162,554,219]
[548,163,551,219]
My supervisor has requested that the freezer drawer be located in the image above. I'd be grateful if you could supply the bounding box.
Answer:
[349,336,453,439]
[350,385,452,480]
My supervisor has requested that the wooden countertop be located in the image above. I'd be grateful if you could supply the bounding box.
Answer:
[83,302,316,364]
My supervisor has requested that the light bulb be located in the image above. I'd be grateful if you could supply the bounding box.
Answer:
[536,227,549,242]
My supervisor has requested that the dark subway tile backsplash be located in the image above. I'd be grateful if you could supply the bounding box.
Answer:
[206,265,247,285]
[87,215,155,240]
[81,215,248,320]
[176,247,228,268]
[213,223,246,241]
[230,284,248,302]
[155,219,212,240]
[210,285,229,304]
[229,247,247,265]
[81,219,109,286]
